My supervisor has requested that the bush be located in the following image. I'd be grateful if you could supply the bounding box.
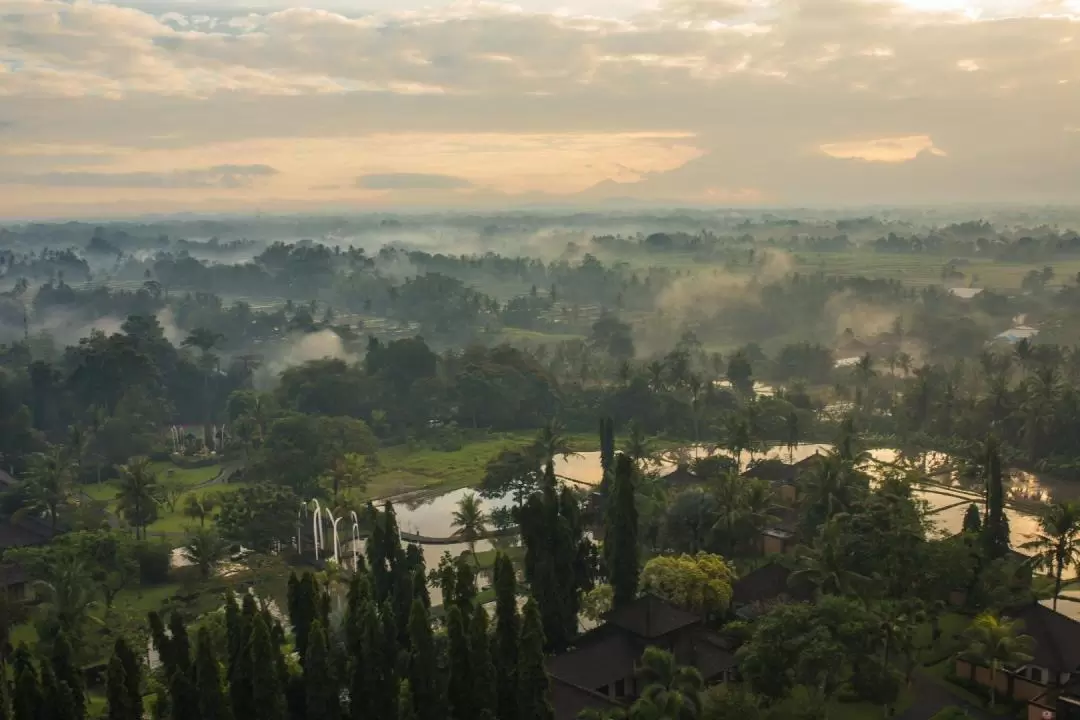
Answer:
[136,541,172,585]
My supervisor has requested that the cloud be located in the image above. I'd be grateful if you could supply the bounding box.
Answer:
[0,164,278,189]
[0,0,1078,215]
[356,173,475,190]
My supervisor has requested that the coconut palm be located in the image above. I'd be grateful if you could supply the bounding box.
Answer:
[790,517,870,598]
[623,420,653,468]
[716,414,750,471]
[784,410,800,462]
[634,647,704,720]
[22,447,74,532]
[182,526,230,580]
[35,555,100,644]
[115,456,159,540]
[182,493,217,527]
[1022,501,1080,610]
[451,492,488,566]
[535,418,575,467]
[960,613,1035,708]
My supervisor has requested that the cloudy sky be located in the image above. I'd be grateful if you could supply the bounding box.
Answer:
[0,0,1077,218]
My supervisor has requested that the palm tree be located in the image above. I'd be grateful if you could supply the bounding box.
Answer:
[115,457,159,540]
[183,327,225,445]
[647,360,666,393]
[182,527,230,580]
[634,647,704,720]
[960,613,1035,708]
[22,447,74,532]
[716,414,750,471]
[790,518,870,598]
[784,410,800,462]
[35,555,100,644]
[535,418,575,467]
[623,420,653,468]
[451,492,488,566]
[897,351,913,377]
[182,493,217,527]
[1022,501,1080,610]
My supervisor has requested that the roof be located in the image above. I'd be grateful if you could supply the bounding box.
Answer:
[995,326,1040,343]
[0,563,28,587]
[768,506,800,533]
[606,594,702,640]
[949,287,984,299]
[1006,602,1080,673]
[689,633,737,679]
[0,518,54,549]
[547,630,640,690]
[732,564,811,606]
[550,677,621,720]
[743,460,797,483]
[660,467,700,486]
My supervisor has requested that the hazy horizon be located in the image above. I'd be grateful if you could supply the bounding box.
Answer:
[2,0,1078,219]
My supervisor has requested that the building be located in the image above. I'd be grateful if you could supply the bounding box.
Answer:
[994,326,1040,344]
[731,562,812,618]
[548,594,736,720]
[955,602,1080,720]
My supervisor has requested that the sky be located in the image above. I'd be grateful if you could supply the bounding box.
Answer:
[0,0,1078,218]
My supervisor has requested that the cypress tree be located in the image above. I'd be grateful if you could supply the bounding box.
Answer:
[304,621,339,720]
[195,627,231,720]
[469,605,496,720]
[229,595,257,720]
[105,654,133,720]
[148,611,172,675]
[12,646,40,720]
[224,591,242,671]
[599,417,615,480]
[286,573,300,632]
[605,453,639,607]
[168,613,197,720]
[41,661,78,720]
[293,573,318,665]
[406,600,440,720]
[367,504,390,604]
[392,566,414,645]
[52,633,85,720]
[412,567,430,609]
[349,587,380,720]
[251,615,287,720]
[493,554,519,720]
[380,600,400,707]
[395,681,416,720]
[983,438,1011,559]
[114,638,142,720]
[453,558,477,611]
[963,502,982,534]
[517,601,553,720]
[446,606,472,720]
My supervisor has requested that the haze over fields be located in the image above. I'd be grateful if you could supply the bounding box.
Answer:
[1,0,1078,218]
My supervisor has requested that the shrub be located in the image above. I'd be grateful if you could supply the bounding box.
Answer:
[136,541,172,585]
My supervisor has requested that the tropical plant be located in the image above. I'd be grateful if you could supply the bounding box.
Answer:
[115,456,159,540]
[1021,501,1080,611]
[959,613,1035,708]
[450,492,488,566]
[790,518,871,598]
[182,493,217,527]
[21,447,74,532]
[34,555,100,645]
[181,527,230,580]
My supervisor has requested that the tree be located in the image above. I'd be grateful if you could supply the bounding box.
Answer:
[181,527,229,580]
[727,351,754,396]
[22,447,74,532]
[451,493,488,566]
[251,615,287,720]
[407,600,440,720]
[517,600,554,720]
[962,503,982,535]
[605,454,639,607]
[114,637,142,720]
[470,605,496,720]
[52,633,86,720]
[12,646,42,720]
[640,553,734,617]
[34,554,99,647]
[790,519,870,598]
[217,484,298,552]
[106,652,136,720]
[323,453,373,503]
[305,621,340,720]
[1021,501,1080,611]
[115,456,159,540]
[195,627,231,720]
[493,554,520,720]
[396,681,417,720]
[960,613,1035,708]
[183,493,217,527]
[982,438,1010,560]
[634,647,704,720]
[446,605,473,720]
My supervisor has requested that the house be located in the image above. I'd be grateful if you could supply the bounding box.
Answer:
[0,564,30,602]
[731,562,812,618]
[742,453,823,506]
[547,594,736,720]
[994,326,1040,345]
[949,287,984,300]
[659,466,700,488]
[955,602,1080,720]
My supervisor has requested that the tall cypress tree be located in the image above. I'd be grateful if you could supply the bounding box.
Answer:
[106,654,134,720]
[195,628,231,720]
[148,611,172,676]
[348,580,382,720]
[446,606,472,720]
[605,453,639,607]
[12,646,41,720]
[395,681,416,720]
[406,600,440,720]
[599,417,615,478]
[493,554,519,720]
[469,605,496,720]
[52,633,85,720]
[114,638,142,720]
[224,591,242,670]
[41,661,78,720]
[304,621,339,720]
[412,567,430,609]
[168,613,197,720]
[229,595,257,720]
[517,600,554,720]
[293,572,319,666]
[380,600,401,715]
[392,566,414,645]
[983,437,1011,559]
[453,558,477,612]
[251,615,286,720]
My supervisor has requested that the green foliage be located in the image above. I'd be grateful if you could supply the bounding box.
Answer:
[493,553,520,720]
[250,615,286,720]
[304,621,340,720]
[195,627,230,720]
[446,605,473,720]
[517,600,554,720]
[106,651,136,720]
[605,454,639,608]
[407,599,440,720]
[216,485,298,552]
[639,553,734,616]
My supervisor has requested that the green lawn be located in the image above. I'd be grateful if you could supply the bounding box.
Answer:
[827,688,913,720]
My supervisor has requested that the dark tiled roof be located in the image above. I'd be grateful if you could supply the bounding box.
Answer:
[1006,602,1080,673]
[551,677,621,720]
[0,518,54,549]
[547,630,640,690]
[0,563,28,587]
[769,506,800,533]
[660,467,699,486]
[690,632,737,679]
[732,564,811,606]
[743,460,797,483]
[607,594,702,640]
